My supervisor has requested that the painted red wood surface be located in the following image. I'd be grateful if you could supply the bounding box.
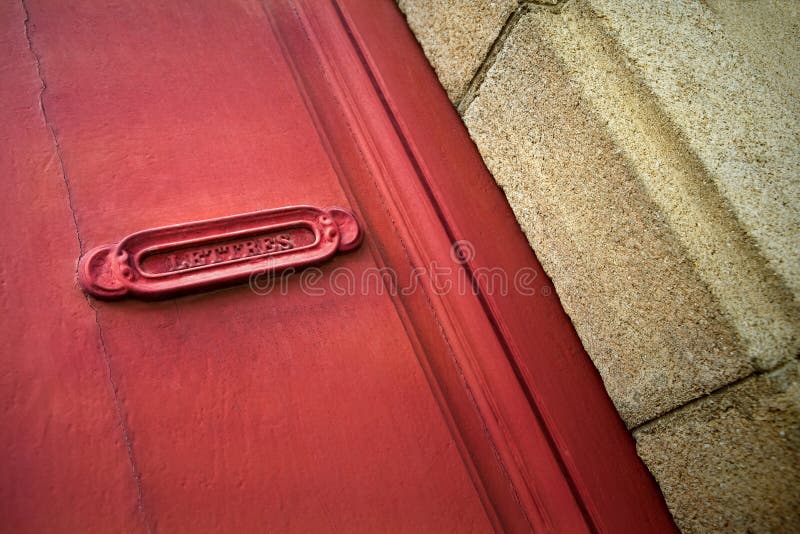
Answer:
[0,0,677,532]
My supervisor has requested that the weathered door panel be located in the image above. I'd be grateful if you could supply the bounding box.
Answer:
[0,3,144,531]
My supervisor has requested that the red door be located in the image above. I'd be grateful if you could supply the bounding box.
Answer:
[1,0,675,532]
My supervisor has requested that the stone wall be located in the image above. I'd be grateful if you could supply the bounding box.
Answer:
[397,0,800,531]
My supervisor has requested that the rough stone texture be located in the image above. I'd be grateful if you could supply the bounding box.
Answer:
[634,361,800,533]
[462,9,755,427]
[703,0,800,102]
[589,0,800,302]
[523,0,799,371]
[396,0,516,104]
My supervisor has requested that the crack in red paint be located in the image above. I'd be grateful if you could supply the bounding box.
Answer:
[19,2,151,530]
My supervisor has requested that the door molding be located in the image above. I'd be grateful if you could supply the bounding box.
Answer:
[263,0,677,532]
